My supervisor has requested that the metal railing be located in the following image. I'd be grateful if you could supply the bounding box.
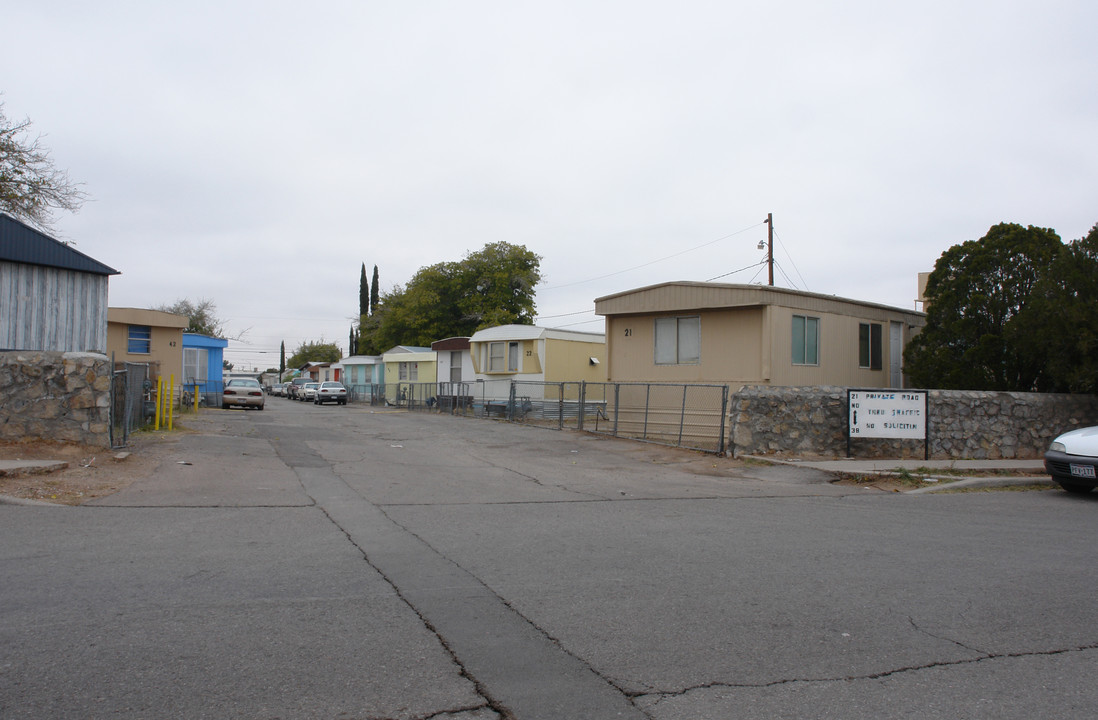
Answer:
[369,378,731,454]
[581,382,729,454]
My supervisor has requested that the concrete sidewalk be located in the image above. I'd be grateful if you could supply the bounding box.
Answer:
[748,455,1053,493]
[0,459,69,476]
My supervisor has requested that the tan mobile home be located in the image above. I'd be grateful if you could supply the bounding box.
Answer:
[594,282,925,390]
[106,307,189,381]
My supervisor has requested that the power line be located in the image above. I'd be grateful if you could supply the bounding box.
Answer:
[705,259,767,283]
[535,308,595,320]
[545,317,605,330]
[771,228,809,292]
[541,222,764,291]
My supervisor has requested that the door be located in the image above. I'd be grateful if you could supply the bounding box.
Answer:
[889,322,903,388]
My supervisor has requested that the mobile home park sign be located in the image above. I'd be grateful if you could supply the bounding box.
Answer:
[847,390,927,439]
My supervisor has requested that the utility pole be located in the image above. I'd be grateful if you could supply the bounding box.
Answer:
[765,213,774,286]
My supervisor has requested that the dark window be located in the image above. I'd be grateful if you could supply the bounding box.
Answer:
[127,325,151,354]
[859,323,882,370]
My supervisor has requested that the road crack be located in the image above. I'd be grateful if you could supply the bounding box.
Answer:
[633,643,1098,707]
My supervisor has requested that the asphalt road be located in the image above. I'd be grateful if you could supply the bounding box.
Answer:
[3,398,1097,719]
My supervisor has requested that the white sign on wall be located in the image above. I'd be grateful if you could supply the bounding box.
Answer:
[848,390,927,439]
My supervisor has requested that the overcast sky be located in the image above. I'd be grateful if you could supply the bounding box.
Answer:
[4,1,1095,371]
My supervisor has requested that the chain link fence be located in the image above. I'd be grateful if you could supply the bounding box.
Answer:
[362,378,730,454]
[110,362,151,449]
[581,382,729,454]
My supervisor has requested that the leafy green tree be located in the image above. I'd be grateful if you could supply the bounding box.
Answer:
[457,242,541,327]
[905,223,1062,391]
[286,340,341,368]
[0,102,87,231]
[157,298,225,337]
[366,242,542,349]
[356,313,383,355]
[1023,223,1098,393]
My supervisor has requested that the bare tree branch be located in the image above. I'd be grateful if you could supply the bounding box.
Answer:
[0,102,88,231]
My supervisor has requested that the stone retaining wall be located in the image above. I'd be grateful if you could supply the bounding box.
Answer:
[0,351,112,447]
[730,385,1098,459]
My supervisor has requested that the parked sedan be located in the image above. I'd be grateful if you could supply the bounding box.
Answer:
[315,381,347,405]
[223,378,265,410]
[300,382,320,402]
[1045,426,1098,493]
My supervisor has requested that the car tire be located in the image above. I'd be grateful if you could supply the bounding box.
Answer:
[1058,481,1094,494]
[223,403,229,409]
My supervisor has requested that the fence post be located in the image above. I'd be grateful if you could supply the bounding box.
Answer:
[613,383,620,437]
[643,384,651,441]
[557,383,564,430]
[718,385,729,456]
[578,382,587,431]
[678,385,688,446]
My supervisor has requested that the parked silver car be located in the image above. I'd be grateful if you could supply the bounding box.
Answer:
[287,377,312,399]
[222,378,265,410]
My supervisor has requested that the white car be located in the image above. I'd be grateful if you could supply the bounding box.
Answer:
[1045,426,1098,494]
[315,381,347,406]
[300,382,320,402]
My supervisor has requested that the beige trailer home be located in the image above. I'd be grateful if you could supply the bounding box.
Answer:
[595,282,926,391]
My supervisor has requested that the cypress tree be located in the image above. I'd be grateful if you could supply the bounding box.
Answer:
[359,263,369,317]
[370,265,380,315]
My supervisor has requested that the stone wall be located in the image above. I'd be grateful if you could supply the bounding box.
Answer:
[0,351,113,447]
[729,385,1098,459]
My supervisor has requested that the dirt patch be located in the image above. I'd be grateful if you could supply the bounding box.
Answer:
[0,430,184,505]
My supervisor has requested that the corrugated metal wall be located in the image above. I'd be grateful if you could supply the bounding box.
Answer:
[0,262,110,352]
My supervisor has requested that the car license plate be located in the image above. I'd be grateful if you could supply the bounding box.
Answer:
[1069,464,1097,479]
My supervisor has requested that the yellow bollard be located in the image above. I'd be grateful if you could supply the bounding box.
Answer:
[155,376,163,430]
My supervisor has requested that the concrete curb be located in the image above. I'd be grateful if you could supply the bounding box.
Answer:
[0,459,70,476]
[0,493,62,506]
[742,454,1052,493]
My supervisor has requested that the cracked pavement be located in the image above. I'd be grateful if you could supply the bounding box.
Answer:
[3,401,1097,719]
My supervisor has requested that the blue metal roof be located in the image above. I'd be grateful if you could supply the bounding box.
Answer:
[0,213,120,276]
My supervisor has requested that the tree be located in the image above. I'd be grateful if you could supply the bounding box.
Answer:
[359,263,370,317]
[286,340,341,368]
[349,326,356,356]
[1023,223,1098,393]
[457,242,541,327]
[0,102,87,231]
[356,313,383,356]
[223,359,234,371]
[370,265,380,316]
[157,298,225,337]
[279,341,286,375]
[904,223,1063,391]
[365,242,542,348]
